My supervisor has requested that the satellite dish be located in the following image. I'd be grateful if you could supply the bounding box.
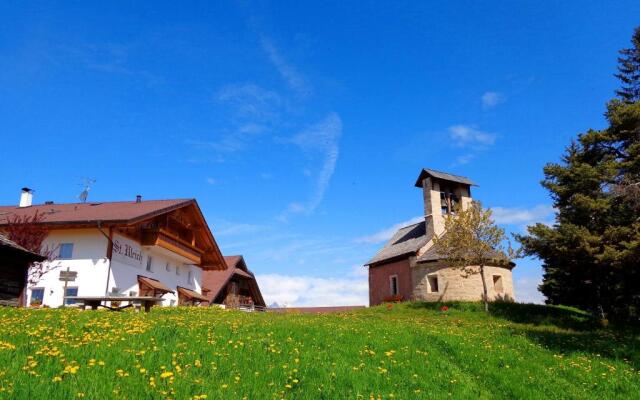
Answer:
[78,178,96,203]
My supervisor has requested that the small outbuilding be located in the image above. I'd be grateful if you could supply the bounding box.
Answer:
[202,255,266,310]
[0,234,46,307]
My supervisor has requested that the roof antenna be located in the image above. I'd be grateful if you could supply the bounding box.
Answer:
[78,178,96,203]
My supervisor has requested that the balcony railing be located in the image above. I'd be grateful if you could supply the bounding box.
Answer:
[223,294,265,311]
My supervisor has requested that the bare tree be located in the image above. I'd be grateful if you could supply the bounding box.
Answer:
[432,201,519,312]
[2,211,57,285]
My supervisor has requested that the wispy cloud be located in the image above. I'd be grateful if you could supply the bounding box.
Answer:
[455,154,475,165]
[447,124,497,165]
[449,125,496,147]
[57,42,163,87]
[355,216,424,244]
[213,221,269,237]
[217,83,284,121]
[280,113,342,219]
[205,177,218,185]
[256,273,368,307]
[481,91,505,109]
[187,84,280,155]
[260,37,312,98]
[491,204,555,226]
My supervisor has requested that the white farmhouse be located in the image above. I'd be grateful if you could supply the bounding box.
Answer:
[0,189,227,308]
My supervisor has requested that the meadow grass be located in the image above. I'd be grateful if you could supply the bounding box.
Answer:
[0,302,638,399]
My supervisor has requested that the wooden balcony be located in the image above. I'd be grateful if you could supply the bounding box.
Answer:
[141,228,203,264]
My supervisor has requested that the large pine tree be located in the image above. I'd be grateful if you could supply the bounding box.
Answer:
[615,27,640,102]
[518,27,640,323]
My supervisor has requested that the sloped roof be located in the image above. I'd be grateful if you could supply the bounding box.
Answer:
[223,255,244,270]
[177,286,209,302]
[414,168,477,187]
[137,275,174,294]
[417,235,515,267]
[366,221,432,266]
[0,199,192,226]
[0,234,46,261]
[201,255,266,307]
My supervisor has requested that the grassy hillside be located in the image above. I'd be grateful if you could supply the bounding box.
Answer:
[0,302,637,399]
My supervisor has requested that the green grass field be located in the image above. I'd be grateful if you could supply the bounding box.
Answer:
[0,302,638,399]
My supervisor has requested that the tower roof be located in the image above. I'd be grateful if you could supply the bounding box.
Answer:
[414,168,477,188]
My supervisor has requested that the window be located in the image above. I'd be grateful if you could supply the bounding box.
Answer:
[439,188,459,215]
[493,275,504,293]
[389,275,398,296]
[187,269,194,285]
[59,243,74,259]
[30,288,44,305]
[165,262,171,272]
[169,299,176,306]
[129,291,138,297]
[175,265,180,276]
[428,275,439,293]
[64,287,78,305]
[440,191,449,214]
[110,287,121,296]
[146,256,153,272]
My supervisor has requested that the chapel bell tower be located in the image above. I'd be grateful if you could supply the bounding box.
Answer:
[414,169,476,237]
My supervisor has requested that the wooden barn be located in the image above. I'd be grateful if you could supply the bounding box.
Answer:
[202,255,266,310]
[0,234,45,307]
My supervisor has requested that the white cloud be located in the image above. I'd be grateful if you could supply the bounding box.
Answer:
[348,264,369,278]
[491,205,555,226]
[355,216,424,244]
[280,113,342,218]
[514,277,545,304]
[260,37,312,97]
[205,177,218,185]
[256,273,368,307]
[448,125,496,147]
[481,91,505,109]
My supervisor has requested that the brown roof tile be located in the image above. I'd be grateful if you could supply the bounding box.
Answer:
[177,286,209,302]
[201,255,265,307]
[0,199,193,226]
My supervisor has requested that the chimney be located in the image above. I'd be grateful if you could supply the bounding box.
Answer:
[136,195,142,203]
[19,187,33,207]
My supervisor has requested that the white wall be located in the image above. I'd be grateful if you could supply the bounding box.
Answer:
[27,229,110,308]
[27,229,203,308]
[109,244,202,307]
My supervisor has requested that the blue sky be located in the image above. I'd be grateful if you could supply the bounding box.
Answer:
[1,1,639,306]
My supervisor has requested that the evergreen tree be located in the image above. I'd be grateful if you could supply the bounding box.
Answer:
[517,30,640,321]
[615,27,640,102]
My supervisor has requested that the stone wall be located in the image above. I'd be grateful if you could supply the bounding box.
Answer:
[412,262,514,302]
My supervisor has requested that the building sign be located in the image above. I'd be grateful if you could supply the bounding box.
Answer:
[112,234,143,267]
[58,270,77,282]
